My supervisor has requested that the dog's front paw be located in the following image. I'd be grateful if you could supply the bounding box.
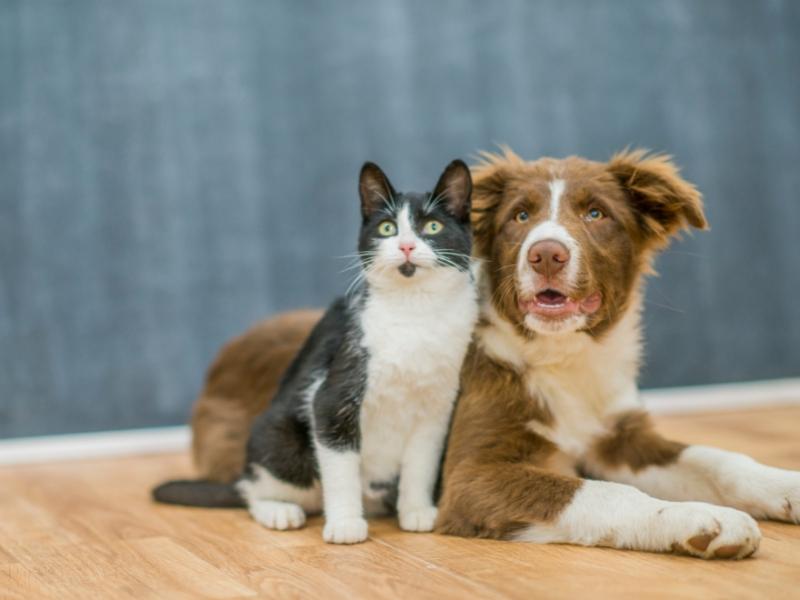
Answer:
[782,487,800,524]
[749,468,800,524]
[686,448,800,523]
[399,505,438,532]
[323,517,369,544]
[660,503,761,559]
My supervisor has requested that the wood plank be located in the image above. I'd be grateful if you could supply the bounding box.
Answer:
[246,534,505,600]
[0,406,799,599]
[0,564,55,600]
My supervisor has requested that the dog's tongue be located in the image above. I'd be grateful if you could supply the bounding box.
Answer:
[519,291,602,317]
[536,290,568,306]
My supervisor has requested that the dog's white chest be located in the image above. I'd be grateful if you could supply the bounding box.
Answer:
[480,301,642,459]
[525,367,636,458]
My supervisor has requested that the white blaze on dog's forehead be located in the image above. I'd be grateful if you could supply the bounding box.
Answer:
[548,179,566,221]
[525,220,576,248]
[515,178,581,303]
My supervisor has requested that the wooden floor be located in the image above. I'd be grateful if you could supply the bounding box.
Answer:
[2,406,800,600]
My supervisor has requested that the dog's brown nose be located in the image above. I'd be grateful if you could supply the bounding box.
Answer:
[528,240,570,277]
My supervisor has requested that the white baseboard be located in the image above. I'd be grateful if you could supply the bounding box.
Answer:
[0,426,190,466]
[1,378,798,466]
[642,377,800,415]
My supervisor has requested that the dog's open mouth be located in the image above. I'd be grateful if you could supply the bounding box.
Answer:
[519,289,602,320]
[535,289,569,307]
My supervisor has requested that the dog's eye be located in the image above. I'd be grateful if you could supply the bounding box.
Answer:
[583,207,605,222]
[378,221,398,236]
[515,210,529,223]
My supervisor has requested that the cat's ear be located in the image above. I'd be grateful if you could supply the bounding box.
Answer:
[431,159,472,223]
[359,162,397,219]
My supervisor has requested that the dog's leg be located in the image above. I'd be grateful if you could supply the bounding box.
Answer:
[586,410,800,523]
[437,460,760,559]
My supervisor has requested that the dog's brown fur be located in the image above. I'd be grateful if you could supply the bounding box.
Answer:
[591,411,687,472]
[433,343,582,538]
[191,309,321,482]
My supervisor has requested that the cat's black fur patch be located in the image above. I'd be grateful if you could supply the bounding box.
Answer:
[244,297,364,486]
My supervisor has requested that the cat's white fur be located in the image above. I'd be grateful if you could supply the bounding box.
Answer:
[240,202,478,544]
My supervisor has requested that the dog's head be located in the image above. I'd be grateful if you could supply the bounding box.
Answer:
[472,148,707,336]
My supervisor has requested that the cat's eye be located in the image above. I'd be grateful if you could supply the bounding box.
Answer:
[515,210,529,223]
[422,220,444,235]
[583,207,605,222]
[377,221,397,236]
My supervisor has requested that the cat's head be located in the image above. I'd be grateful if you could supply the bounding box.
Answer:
[357,160,473,286]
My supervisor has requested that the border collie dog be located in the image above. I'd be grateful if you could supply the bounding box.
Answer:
[434,148,800,559]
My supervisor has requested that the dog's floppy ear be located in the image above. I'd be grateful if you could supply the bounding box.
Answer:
[359,162,397,220]
[470,147,523,258]
[608,149,707,248]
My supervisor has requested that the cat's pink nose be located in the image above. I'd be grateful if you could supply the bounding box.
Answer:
[399,242,416,259]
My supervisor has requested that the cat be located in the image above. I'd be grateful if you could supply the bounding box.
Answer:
[153,159,479,544]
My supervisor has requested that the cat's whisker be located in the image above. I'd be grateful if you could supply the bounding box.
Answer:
[345,271,368,298]
[339,262,366,274]
[434,249,471,256]
[435,257,472,270]
[336,251,379,260]
[435,251,473,262]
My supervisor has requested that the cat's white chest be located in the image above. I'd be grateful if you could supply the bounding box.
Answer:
[357,275,477,486]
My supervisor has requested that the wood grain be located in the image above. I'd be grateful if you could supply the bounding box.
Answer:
[1,406,799,599]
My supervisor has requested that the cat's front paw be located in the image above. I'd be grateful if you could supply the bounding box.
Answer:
[399,505,438,532]
[250,500,306,530]
[323,517,369,544]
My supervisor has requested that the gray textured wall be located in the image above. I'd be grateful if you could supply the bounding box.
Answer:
[1,0,799,438]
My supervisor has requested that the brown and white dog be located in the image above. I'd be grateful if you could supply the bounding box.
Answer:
[434,148,800,558]
[188,149,800,559]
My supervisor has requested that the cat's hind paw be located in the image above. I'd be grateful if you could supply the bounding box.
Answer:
[323,517,369,544]
[399,505,438,532]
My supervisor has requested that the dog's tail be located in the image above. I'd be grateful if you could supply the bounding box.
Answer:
[151,479,245,508]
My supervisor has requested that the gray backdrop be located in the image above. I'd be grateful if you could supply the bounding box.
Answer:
[1,0,799,438]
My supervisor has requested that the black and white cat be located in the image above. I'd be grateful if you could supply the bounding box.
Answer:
[153,160,478,544]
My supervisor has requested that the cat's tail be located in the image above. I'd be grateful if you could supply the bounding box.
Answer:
[151,479,245,508]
